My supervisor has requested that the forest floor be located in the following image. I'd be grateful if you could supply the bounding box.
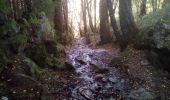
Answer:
[41,37,170,100]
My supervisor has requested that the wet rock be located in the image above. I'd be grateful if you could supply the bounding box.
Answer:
[90,83,100,91]
[90,60,109,74]
[79,88,94,100]
[102,77,107,83]
[108,77,117,83]
[94,74,104,81]
[65,61,75,70]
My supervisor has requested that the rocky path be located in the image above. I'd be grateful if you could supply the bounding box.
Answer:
[66,38,131,100]
[65,37,170,100]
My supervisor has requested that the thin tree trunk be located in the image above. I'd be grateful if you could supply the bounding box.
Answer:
[87,0,95,33]
[94,0,97,31]
[81,0,87,34]
[139,0,147,17]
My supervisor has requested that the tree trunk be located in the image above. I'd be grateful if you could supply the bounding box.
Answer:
[87,0,95,33]
[94,0,97,31]
[63,0,68,34]
[54,1,64,33]
[139,0,147,17]
[81,0,87,34]
[99,0,112,44]
[119,0,139,44]
[107,0,127,50]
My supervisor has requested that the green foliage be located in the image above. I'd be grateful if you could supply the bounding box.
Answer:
[163,0,170,7]
[139,9,163,31]
[32,0,56,18]
[139,2,170,30]
[28,14,39,27]
[0,19,19,37]
[10,34,27,45]
[138,4,170,49]
[0,0,10,14]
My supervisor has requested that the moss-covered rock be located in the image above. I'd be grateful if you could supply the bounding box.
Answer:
[23,57,42,79]
[0,55,43,99]
[26,43,48,67]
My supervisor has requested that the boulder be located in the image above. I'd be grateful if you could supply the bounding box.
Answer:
[108,77,117,83]
[90,60,109,74]
[79,87,94,100]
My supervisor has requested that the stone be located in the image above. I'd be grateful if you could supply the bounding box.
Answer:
[102,77,107,83]
[94,74,104,81]
[79,88,94,100]
[108,77,117,83]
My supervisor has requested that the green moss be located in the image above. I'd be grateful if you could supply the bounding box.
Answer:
[0,19,19,37]
[0,0,10,14]
[26,43,48,67]
[28,14,39,27]
[6,19,18,30]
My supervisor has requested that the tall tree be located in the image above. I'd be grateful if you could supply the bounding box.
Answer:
[81,0,87,34]
[62,0,68,33]
[107,0,126,50]
[87,0,95,33]
[94,0,97,31]
[99,0,112,44]
[54,0,64,33]
[119,0,139,44]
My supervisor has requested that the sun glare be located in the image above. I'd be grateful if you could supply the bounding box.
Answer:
[68,0,100,38]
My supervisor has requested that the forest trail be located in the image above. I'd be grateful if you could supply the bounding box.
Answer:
[42,37,170,100]
[65,37,170,100]
[66,37,128,99]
